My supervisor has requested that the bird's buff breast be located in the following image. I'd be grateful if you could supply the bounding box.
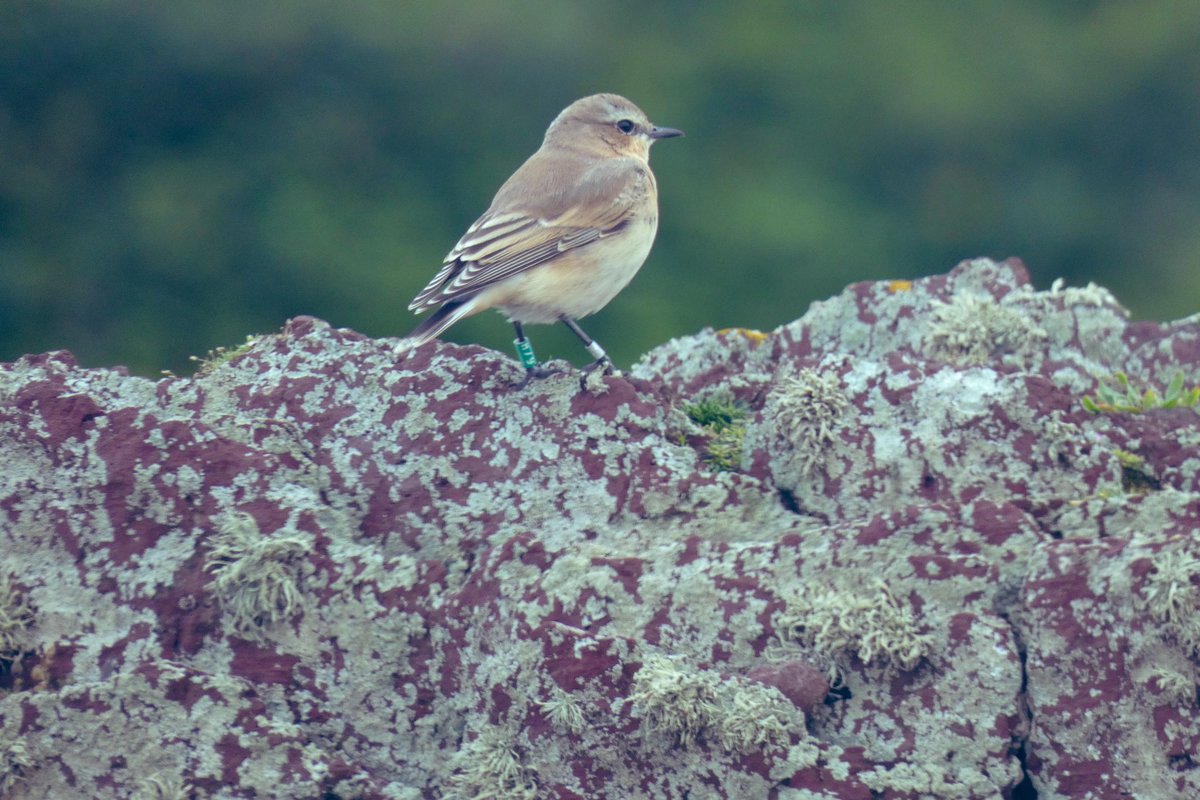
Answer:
[482,214,659,324]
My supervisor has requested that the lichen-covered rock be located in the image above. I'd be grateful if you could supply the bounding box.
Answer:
[1,258,1197,798]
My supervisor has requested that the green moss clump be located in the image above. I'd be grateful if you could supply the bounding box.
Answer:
[682,394,748,472]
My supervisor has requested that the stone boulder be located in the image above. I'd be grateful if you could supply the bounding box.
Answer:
[1,258,1198,798]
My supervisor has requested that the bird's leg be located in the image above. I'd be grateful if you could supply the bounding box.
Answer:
[511,322,560,387]
[560,318,619,387]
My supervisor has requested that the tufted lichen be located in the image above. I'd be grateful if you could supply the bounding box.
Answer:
[205,513,311,641]
[0,739,33,794]
[445,727,539,800]
[630,655,798,753]
[0,577,33,663]
[1146,666,1195,705]
[927,292,1046,365]
[537,687,586,736]
[133,773,193,800]
[1139,546,1200,657]
[778,580,932,683]
[765,369,849,476]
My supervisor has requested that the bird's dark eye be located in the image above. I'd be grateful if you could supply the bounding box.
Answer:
[616,119,636,134]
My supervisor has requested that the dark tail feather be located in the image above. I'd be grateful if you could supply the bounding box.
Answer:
[394,299,478,355]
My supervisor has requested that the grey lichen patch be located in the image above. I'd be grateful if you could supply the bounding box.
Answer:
[764,369,849,476]
[630,654,799,753]
[445,727,539,800]
[777,580,932,684]
[0,577,33,662]
[205,513,312,641]
[1139,546,1200,656]
[927,292,1047,365]
[859,759,1006,798]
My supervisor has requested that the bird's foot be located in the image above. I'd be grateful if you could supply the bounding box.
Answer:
[512,363,564,389]
[579,357,620,390]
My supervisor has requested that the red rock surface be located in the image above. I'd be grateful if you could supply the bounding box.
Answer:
[0,258,1197,798]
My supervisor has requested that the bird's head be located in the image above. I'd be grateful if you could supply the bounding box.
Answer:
[544,93,683,160]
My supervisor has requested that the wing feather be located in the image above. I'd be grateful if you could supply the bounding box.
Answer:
[407,158,648,313]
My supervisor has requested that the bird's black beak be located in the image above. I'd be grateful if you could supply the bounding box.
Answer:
[649,126,685,139]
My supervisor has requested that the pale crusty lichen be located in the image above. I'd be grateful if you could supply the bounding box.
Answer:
[0,577,33,662]
[630,655,799,753]
[927,292,1046,365]
[765,369,849,476]
[205,513,311,641]
[860,759,1004,797]
[778,580,932,684]
[444,727,539,800]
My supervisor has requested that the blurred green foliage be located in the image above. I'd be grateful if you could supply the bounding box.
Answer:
[2,0,1199,375]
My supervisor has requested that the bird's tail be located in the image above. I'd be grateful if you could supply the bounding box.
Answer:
[394,298,479,356]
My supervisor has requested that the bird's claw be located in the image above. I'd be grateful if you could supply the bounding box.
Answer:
[512,363,564,389]
[579,357,620,390]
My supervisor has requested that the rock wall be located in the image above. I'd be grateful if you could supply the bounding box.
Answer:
[1,258,1198,798]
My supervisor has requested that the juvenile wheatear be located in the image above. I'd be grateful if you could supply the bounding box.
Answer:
[395,93,682,383]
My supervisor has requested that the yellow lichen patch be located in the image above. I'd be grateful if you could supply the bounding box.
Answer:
[716,327,770,346]
[887,280,913,293]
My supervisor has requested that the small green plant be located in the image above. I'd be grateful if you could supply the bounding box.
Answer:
[190,334,263,377]
[683,395,746,431]
[1082,370,1200,414]
[682,394,748,472]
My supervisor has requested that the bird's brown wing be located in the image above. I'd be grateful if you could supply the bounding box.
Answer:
[407,158,649,313]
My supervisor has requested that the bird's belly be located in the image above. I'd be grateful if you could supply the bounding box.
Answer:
[484,216,658,324]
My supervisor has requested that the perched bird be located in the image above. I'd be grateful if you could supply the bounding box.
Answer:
[395,93,683,384]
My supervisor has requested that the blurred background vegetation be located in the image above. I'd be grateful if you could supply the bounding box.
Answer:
[2,0,1199,375]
